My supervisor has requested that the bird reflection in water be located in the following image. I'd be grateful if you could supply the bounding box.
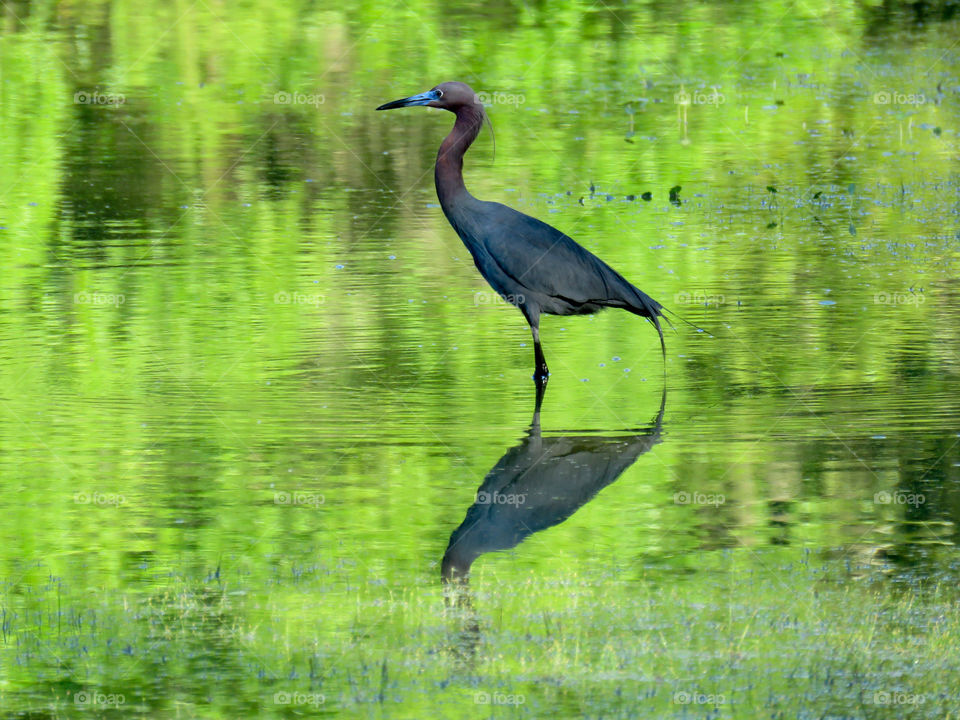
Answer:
[441,382,665,663]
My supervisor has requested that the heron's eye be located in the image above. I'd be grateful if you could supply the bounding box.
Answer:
[437,89,443,97]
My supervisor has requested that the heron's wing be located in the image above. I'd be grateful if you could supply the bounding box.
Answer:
[478,203,630,304]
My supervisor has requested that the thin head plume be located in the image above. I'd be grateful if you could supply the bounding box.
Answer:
[483,108,495,162]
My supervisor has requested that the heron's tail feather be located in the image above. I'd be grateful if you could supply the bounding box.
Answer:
[663,305,713,336]
[623,287,667,361]
[652,312,665,361]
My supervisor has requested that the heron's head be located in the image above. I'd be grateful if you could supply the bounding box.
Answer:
[376,81,481,113]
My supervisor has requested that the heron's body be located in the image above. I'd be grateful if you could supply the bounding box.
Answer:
[378,81,665,382]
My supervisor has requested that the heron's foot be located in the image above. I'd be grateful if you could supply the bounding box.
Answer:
[533,364,550,383]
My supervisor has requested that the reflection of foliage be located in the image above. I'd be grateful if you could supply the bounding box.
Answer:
[1,2,960,715]
[0,0,956,563]
[864,0,960,27]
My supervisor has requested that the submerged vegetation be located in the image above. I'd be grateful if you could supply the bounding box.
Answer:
[1,0,959,717]
[4,550,960,717]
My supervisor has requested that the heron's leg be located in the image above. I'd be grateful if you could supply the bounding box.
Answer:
[531,375,547,433]
[531,323,549,383]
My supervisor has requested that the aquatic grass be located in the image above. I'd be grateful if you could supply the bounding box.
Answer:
[3,548,959,718]
[2,1,960,718]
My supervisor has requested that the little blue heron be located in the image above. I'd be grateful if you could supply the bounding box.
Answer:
[377,81,666,382]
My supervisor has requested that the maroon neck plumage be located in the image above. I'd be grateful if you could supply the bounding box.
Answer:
[435,103,485,210]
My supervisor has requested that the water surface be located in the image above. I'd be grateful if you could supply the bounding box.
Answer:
[1,1,959,717]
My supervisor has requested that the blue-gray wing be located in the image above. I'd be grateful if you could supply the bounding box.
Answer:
[477,202,642,307]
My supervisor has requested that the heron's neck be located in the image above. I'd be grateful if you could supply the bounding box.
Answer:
[435,104,484,212]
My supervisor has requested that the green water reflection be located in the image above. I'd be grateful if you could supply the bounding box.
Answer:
[1,0,959,717]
